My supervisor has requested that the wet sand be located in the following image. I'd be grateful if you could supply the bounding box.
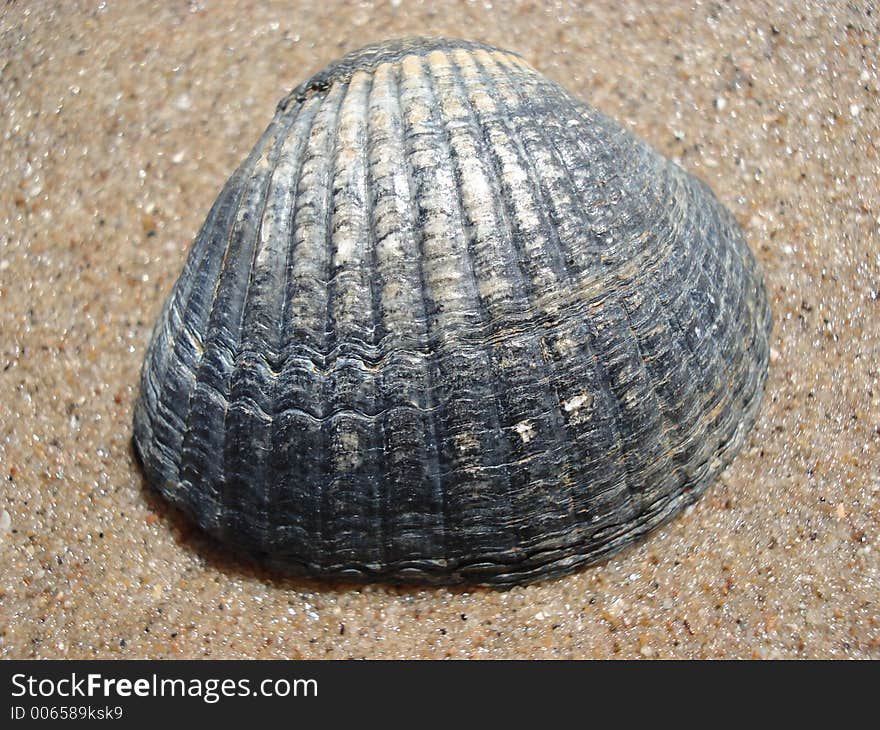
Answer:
[0,0,877,658]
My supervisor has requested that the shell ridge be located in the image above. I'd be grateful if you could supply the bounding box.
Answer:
[224,100,319,550]
[490,55,615,282]
[235,98,323,370]
[137,162,256,483]
[252,97,324,549]
[135,193,222,474]
[509,59,641,270]
[229,90,693,380]
[228,311,661,375]
[651,172,741,478]
[319,85,350,365]
[470,55,744,536]
[689,189,747,435]
[473,51,637,536]
[400,51,509,561]
[423,50,520,561]
[388,58,446,563]
[597,214,709,514]
[482,53,650,531]
[611,155,759,507]
[320,68,385,566]
[311,74,374,563]
[701,212,769,465]
[273,82,347,418]
[559,98,729,428]
[445,50,581,548]
[555,115,693,521]
[431,51,527,556]
[307,79,350,565]
[206,112,302,538]
[173,121,288,531]
[519,70,702,518]
[399,52,483,562]
[599,177,692,509]
[640,170,712,423]
[360,67,389,569]
[153,137,278,522]
[470,50,575,289]
[614,292,684,506]
[494,58,640,522]
[460,48,604,536]
[267,83,349,564]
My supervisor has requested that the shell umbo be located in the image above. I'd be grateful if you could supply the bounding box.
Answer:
[133,37,772,586]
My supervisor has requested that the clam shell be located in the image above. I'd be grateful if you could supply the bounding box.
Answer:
[133,37,772,586]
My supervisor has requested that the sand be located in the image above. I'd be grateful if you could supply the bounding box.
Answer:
[0,0,877,659]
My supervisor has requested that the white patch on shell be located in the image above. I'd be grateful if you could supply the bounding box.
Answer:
[513,420,535,444]
[334,430,363,470]
[330,71,371,267]
[563,393,592,413]
[563,393,594,425]
[554,336,577,357]
[454,431,481,454]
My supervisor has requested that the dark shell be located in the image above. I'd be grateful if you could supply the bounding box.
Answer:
[133,37,772,586]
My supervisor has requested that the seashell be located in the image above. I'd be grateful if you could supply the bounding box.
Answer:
[133,37,772,586]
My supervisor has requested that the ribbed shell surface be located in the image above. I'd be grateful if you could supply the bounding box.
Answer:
[133,38,772,586]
